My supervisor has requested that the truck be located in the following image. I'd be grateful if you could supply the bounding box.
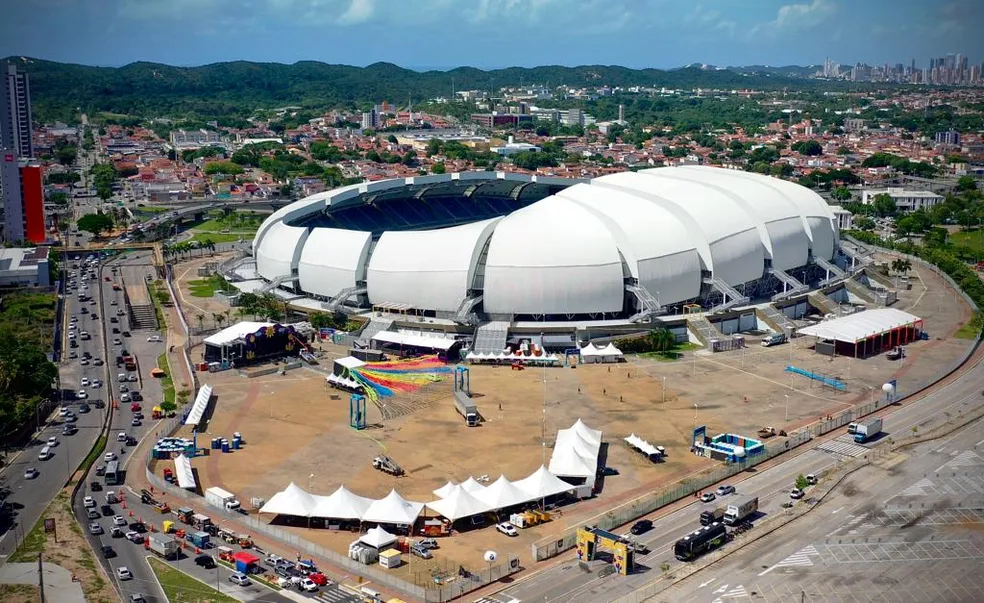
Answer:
[761,333,787,347]
[453,392,480,427]
[187,531,211,548]
[372,455,405,476]
[699,507,726,526]
[191,513,212,531]
[723,495,758,526]
[123,356,136,371]
[853,417,882,443]
[148,533,179,559]
[205,486,241,512]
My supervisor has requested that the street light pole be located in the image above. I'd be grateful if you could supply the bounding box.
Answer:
[662,376,666,404]
[784,394,789,423]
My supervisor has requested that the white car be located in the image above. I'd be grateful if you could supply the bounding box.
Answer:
[229,573,250,586]
[59,407,70,417]
[47,436,59,447]
[80,378,90,386]
[104,451,117,462]
[789,488,805,499]
[496,522,518,537]
[128,375,138,382]
[147,336,162,343]
[299,578,318,592]
[24,467,39,479]
[92,379,102,388]
[114,515,127,526]
[76,390,88,399]
[116,567,133,580]
[83,496,96,508]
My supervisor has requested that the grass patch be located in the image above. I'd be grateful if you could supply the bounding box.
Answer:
[78,435,107,473]
[193,218,260,234]
[954,321,981,339]
[0,583,40,603]
[187,232,244,244]
[9,512,48,562]
[148,557,239,603]
[638,342,701,361]
[158,352,175,405]
[187,276,237,298]
[948,228,984,254]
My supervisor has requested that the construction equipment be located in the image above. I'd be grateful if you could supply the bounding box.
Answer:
[509,510,552,529]
[238,534,254,548]
[372,455,404,476]
[756,427,777,439]
[510,361,524,370]
[217,546,235,562]
[154,501,171,514]
[163,468,174,484]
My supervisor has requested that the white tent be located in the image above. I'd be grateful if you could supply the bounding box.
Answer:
[362,489,425,525]
[797,308,921,343]
[570,418,602,446]
[460,477,486,494]
[549,419,602,482]
[580,344,601,358]
[359,526,398,549]
[426,485,491,522]
[258,482,316,517]
[624,434,662,458]
[311,485,373,521]
[173,454,196,490]
[185,384,213,426]
[514,465,575,500]
[476,475,532,509]
[599,343,623,360]
[432,481,458,498]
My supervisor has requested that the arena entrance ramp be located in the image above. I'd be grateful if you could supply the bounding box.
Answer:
[358,318,394,346]
[473,321,510,354]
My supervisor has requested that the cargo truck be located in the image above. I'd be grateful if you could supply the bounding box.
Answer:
[699,507,726,526]
[453,393,480,427]
[205,486,241,512]
[148,533,179,559]
[723,495,758,526]
[191,513,212,530]
[853,417,882,443]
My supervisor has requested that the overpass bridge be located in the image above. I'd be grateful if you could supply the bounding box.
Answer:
[57,242,165,267]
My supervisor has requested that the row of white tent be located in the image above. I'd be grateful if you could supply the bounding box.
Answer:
[258,465,575,524]
[548,419,603,484]
[173,454,197,489]
[325,373,363,390]
[579,343,624,363]
[624,433,664,459]
[184,384,213,427]
[464,351,561,364]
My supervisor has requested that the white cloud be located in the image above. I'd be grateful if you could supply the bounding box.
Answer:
[750,0,837,37]
[119,0,222,20]
[338,0,374,24]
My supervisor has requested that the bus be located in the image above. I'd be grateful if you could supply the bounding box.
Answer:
[104,460,121,486]
[674,522,727,561]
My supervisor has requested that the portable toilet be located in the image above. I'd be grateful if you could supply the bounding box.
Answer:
[211,438,221,450]
[221,440,230,453]
[231,438,240,450]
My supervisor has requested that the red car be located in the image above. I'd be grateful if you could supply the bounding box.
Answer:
[130,402,141,412]
[307,573,328,586]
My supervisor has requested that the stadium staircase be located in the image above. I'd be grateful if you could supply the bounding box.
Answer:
[756,305,797,336]
[128,303,158,331]
[767,267,809,301]
[808,291,841,316]
[687,316,724,348]
[452,294,484,325]
[704,276,749,312]
[257,274,297,295]
[358,318,394,346]
[844,277,877,303]
[222,257,257,282]
[473,321,510,354]
[838,237,875,271]
[814,256,847,286]
[626,283,663,322]
[862,266,895,290]
[325,286,367,312]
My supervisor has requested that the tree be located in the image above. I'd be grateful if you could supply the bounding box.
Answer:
[48,192,69,205]
[160,400,177,413]
[956,175,977,192]
[854,216,875,230]
[891,258,912,276]
[792,140,823,156]
[795,474,809,490]
[645,328,675,354]
[871,193,897,218]
[204,161,244,176]
[76,212,114,237]
[430,161,446,174]
[831,187,852,201]
[54,144,77,166]
[195,313,205,331]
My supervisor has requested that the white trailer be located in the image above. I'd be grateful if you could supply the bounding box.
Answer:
[204,486,240,511]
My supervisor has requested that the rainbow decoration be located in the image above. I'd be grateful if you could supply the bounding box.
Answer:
[345,355,453,402]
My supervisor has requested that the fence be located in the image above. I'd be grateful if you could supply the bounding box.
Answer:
[144,417,519,602]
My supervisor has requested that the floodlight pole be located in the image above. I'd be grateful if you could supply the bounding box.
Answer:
[784,394,789,423]
[662,376,666,405]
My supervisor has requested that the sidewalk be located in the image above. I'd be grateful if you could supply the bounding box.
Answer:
[0,562,85,603]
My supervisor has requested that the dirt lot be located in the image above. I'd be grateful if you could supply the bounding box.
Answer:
[161,251,972,582]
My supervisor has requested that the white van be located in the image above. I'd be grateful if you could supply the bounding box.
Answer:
[38,446,52,461]
[761,333,787,347]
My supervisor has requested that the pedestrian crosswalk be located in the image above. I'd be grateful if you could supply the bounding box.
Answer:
[896,477,937,497]
[711,583,749,601]
[774,545,820,569]
[318,587,360,603]
[942,450,984,469]
[818,438,870,458]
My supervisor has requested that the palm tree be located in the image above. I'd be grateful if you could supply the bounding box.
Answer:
[212,312,224,329]
[195,312,205,331]
[891,258,912,276]
[646,327,675,354]
[223,309,232,326]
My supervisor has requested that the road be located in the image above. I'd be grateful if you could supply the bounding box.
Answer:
[663,415,984,602]
[496,351,984,603]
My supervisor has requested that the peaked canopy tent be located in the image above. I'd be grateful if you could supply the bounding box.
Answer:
[433,481,458,499]
[258,482,316,517]
[184,384,213,427]
[361,490,425,526]
[426,485,491,522]
[173,454,196,490]
[311,485,373,521]
[549,419,603,488]
[475,475,532,510]
[460,477,487,494]
[513,465,576,500]
[797,308,923,358]
[359,526,398,549]
[579,343,623,364]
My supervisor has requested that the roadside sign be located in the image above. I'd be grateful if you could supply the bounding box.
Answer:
[44,518,55,533]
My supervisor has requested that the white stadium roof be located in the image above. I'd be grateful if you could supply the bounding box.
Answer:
[797,309,921,343]
[252,167,837,317]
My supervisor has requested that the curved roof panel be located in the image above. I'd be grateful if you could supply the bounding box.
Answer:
[367,218,500,312]
[297,228,372,299]
[255,221,309,281]
[483,197,625,315]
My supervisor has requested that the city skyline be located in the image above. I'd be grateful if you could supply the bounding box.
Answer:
[1,0,982,71]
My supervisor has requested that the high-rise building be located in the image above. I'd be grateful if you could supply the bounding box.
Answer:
[361,108,378,130]
[0,63,34,158]
[18,163,45,243]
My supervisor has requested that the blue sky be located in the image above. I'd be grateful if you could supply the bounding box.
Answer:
[3,0,983,70]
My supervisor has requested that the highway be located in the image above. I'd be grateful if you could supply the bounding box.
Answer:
[496,349,984,603]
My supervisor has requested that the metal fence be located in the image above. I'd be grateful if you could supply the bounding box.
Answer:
[144,416,519,602]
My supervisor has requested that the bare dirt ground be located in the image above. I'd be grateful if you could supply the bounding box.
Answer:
[158,250,972,582]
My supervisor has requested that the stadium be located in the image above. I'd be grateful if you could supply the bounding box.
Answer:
[246,166,850,348]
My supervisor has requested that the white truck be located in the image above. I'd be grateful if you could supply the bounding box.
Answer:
[723,495,758,526]
[853,417,882,443]
[148,533,179,559]
[453,393,480,427]
[204,486,241,512]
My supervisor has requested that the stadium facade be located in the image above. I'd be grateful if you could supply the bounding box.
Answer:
[249,166,842,327]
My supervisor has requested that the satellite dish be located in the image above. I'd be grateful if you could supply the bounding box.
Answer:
[484,550,498,563]
[882,382,895,394]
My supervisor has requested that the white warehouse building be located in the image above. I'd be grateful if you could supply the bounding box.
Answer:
[249,166,839,325]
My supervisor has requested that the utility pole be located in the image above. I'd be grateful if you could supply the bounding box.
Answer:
[38,552,45,603]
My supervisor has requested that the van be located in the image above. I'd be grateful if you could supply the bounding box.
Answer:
[38,446,52,461]
[761,333,786,347]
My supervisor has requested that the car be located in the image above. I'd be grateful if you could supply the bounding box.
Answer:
[116,567,133,580]
[496,522,518,537]
[101,545,116,558]
[128,522,147,533]
[116,309,125,316]
[806,474,818,485]
[62,424,78,436]
[59,406,70,417]
[128,374,137,382]
[80,378,90,387]
[630,519,654,535]
[69,340,78,348]
[147,335,162,342]
[715,485,735,496]
[229,573,251,586]
[87,509,100,520]
[299,578,318,592]
[113,338,122,345]
[89,523,103,535]
[93,359,103,366]
[47,436,58,447]
[128,595,147,603]
[130,391,143,401]
[90,480,102,491]
[125,531,143,543]
[78,403,90,413]
[24,467,39,479]
[194,554,216,569]
[120,385,129,393]
[76,389,87,399]
[131,417,141,427]
[113,515,127,526]
[110,526,124,538]
[417,538,439,550]
[700,492,716,503]
[95,464,106,476]
[110,300,118,306]
[125,436,137,446]
[122,331,131,338]
[93,400,105,409]
[307,572,328,586]
[68,350,78,359]
[83,496,95,508]
[64,413,78,422]
[104,452,117,462]
[410,544,433,559]
[790,488,805,499]
[101,505,114,517]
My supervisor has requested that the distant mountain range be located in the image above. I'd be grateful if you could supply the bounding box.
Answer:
[3,56,835,121]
